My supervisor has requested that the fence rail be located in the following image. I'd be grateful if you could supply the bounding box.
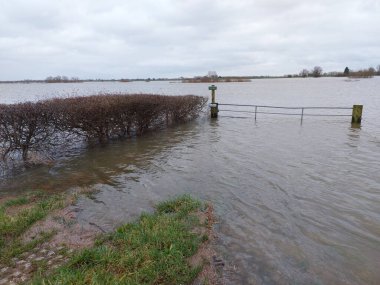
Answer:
[217,103,354,123]
[207,85,363,124]
[218,103,352,110]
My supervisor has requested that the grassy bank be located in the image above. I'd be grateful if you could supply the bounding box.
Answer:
[0,192,64,264]
[0,194,215,284]
[32,195,208,284]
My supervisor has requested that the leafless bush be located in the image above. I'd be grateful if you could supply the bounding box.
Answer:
[0,94,207,163]
[55,94,207,140]
[0,101,57,161]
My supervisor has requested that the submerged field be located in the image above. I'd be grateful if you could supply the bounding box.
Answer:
[1,78,380,284]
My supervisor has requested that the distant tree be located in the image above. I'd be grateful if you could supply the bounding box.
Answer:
[377,65,380,75]
[349,68,375,78]
[368,67,376,76]
[299,69,309,78]
[207,71,218,78]
[45,75,80,83]
[344,67,350,76]
[327,71,340,77]
[311,66,323,77]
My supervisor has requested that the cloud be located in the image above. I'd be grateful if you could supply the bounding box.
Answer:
[0,0,379,79]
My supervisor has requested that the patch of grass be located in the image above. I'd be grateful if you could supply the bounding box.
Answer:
[3,196,29,208]
[2,231,56,264]
[0,192,64,263]
[32,257,50,277]
[33,195,206,285]
[156,194,201,218]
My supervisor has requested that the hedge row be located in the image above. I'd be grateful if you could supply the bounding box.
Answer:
[0,94,207,161]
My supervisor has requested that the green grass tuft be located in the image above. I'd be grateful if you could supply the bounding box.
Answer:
[33,195,205,285]
[2,196,29,208]
[0,192,64,263]
[156,194,201,218]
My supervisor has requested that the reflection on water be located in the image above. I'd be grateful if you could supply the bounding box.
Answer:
[0,123,199,194]
[1,78,380,284]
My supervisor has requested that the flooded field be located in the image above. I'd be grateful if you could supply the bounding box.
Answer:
[1,78,380,284]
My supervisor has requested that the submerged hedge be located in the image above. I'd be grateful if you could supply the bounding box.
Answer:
[0,94,207,161]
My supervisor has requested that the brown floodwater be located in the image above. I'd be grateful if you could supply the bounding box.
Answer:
[1,78,380,284]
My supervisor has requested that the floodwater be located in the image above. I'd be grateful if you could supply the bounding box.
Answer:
[1,78,380,284]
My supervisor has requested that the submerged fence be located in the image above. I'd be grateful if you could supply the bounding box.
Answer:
[208,85,363,124]
[218,104,354,123]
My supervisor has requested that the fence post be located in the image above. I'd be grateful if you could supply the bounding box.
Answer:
[209,85,218,118]
[351,105,363,124]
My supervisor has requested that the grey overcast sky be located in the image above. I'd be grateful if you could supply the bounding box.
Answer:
[1,0,379,80]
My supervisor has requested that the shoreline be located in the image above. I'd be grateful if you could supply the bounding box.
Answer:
[1,74,379,84]
[0,191,222,284]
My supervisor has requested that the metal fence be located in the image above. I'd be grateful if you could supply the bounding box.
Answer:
[217,103,353,123]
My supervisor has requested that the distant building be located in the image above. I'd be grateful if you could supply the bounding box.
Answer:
[207,71,218,78]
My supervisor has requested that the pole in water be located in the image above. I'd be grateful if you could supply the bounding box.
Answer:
[209,85,218,118]
[301,108,304,124]
[351,105,363,125]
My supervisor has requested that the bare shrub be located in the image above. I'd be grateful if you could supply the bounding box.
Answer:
[0,104,8,158]
[168,95,207,123]
[0,102,57,161]
[0,94,207,163]
[55,94,207,140]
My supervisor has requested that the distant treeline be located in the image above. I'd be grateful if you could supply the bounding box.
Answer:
[295,65,380,78]
[182,77,251,83]
[0,78,174,84]
[0,94,207,163]
[1,65,379,84]
[45,76,82,83]
[346,68,378,78]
